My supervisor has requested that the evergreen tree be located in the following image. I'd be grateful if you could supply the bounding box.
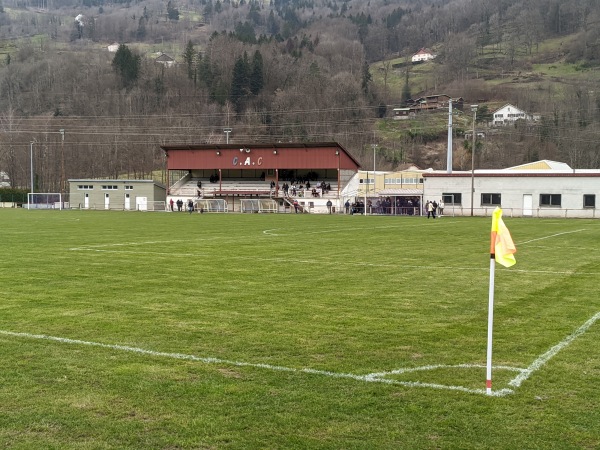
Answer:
[250,50,264,95]
[267,10,279,35]
[183,40,196,81]
[230,52,250,113]
[361,60,371,94]
[167,1,179,21]
[197,53,214,90]
[112,44,141,89]
[136,16,147,40]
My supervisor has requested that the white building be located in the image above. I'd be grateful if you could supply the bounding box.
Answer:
[411,48,435,63]
[491,103,536,126]
[422,160,600,218]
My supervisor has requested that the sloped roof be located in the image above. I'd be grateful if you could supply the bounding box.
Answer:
[155,53,175,62]
[414,48,432,55]
[505,160,572,171]
[492,103,525,114]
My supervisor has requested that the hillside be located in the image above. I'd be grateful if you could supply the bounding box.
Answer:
[1,0,600,190]
[370,31,600,170]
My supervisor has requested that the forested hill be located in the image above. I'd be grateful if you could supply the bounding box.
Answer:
[1,0,599,190]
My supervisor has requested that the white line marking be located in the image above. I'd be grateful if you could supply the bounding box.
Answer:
[508,311,600,388]
[65,247,600,275]
[517,229,586,245]
[0,329,513,396]
[10,313,597,397]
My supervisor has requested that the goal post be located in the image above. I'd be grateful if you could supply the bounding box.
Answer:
[27,193,66,210]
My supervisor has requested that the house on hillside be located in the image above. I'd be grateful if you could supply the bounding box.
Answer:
[411,48,435,63]
[0,171,10,188]
[155,53,176,67]
[392,108,412,120]
[492,103,538,126]
[405,94,464,113]
[107,42,120,52]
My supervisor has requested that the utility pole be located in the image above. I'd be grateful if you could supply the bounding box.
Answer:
[470,105,478,217]
[60,129,65,197]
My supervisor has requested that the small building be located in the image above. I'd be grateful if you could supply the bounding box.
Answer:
[492,103,536,126]
[107,42,120,52]
[68,179,167,211]
[392,108,412,120]
[0,171,10,188]
[155,53,176,67]
[405,94,463,113]
[422,160,600,218]
[341,167,425,215]
[411,48,435,63]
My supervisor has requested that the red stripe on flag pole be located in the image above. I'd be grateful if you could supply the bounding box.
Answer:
[486,379,492,389]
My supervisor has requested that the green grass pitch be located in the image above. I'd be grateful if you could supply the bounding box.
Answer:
[0,209,598,448]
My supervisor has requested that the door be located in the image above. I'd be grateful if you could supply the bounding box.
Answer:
[124,193,131,210]
[523,194,533,217]
[104,193,110,210]
[84,193,89,209]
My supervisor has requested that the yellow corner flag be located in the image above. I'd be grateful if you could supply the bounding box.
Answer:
[491,207,516,267]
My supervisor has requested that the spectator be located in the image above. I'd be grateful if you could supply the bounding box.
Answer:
[427,201,436,219]
[345,200,350,214]
[187,199,194,214]
[438,199,445,216]
[176,199,183,212]
[169,198,174,211]
[326,199,332,214]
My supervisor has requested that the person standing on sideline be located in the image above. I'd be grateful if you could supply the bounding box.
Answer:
[326,199,333,214]
[438,199,444,216]
[187,199,194,214]
[293,199,299,213]
[169,198,174,212]
[427,201,436,219]
[176,199,183,212]
[345,200,350,214]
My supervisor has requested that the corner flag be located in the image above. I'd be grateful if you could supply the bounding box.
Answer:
[491,207,516,267]
[486,207,517,394]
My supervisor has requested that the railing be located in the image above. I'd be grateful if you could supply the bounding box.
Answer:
[441,206,599,219]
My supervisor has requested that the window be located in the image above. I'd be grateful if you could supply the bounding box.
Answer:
[102,185,118,190]
[77,185,93,190]
[540,194,561,207]
[360,178,374,185]
[481,193,501,206]
[442,193,461,205]
[583,194,595,208]
[125,185,133,190]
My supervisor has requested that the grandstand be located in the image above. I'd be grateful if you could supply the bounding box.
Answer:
[162,142,360,213]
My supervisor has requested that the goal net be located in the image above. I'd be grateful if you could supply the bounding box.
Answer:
[141,201,167,212]
[240,199,278,213]
[27,193,65,210]
[196,199,228,213]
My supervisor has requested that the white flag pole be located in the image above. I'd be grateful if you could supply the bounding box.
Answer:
[486,254,495,395]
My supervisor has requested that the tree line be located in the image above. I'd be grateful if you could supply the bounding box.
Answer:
[1,0,600,190]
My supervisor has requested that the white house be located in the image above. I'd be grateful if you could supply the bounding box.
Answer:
[0,171,10,188]
[107,42,120,52]
[491,103,536,126]
[422,160,600,218]
[411,48,435,63]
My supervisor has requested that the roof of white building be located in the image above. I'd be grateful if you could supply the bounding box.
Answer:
[423,160,600,177]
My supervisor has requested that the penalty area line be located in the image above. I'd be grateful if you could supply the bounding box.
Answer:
[0,329,511,396]
[508,310,600,388]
